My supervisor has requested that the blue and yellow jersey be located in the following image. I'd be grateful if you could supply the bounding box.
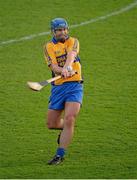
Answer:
[44,36,82,85]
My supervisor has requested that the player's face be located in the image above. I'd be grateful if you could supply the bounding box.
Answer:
[54,28,68,41]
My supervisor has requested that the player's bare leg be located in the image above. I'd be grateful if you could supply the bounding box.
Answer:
[48,102,81,165]
[47,109,64,145]
[59,102,81,148]
[47,109,63,129]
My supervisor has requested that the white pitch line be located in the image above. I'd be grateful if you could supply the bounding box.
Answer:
[0,0,137,47]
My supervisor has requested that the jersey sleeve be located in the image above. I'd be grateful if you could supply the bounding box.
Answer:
[66,38,79,54]
[44,43,57,66]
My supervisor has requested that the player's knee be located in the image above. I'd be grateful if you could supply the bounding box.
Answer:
[47,120,59,129]
[65,114,76,128]
[47,121,53,129]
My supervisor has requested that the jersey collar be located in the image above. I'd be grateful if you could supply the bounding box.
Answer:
[52,37,58,44]
[52,36,69,44]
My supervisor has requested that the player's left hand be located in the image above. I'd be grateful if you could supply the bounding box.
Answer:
[61,68,70,78]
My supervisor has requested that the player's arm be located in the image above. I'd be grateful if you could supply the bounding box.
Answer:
[62,38,79,77]
[64,51,77,68]
[44,43,63,75]
[51,64,63,75]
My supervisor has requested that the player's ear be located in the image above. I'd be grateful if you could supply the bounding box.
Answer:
[65,28,69,36]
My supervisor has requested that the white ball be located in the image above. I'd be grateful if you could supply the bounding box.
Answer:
[66,66,73,72]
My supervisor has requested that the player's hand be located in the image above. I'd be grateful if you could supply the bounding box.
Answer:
[61,68,70,78]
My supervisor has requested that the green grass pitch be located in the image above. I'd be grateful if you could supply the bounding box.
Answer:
[0,0,137,178]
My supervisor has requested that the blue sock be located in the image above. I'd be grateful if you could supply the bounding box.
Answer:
[56,147,65,157]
